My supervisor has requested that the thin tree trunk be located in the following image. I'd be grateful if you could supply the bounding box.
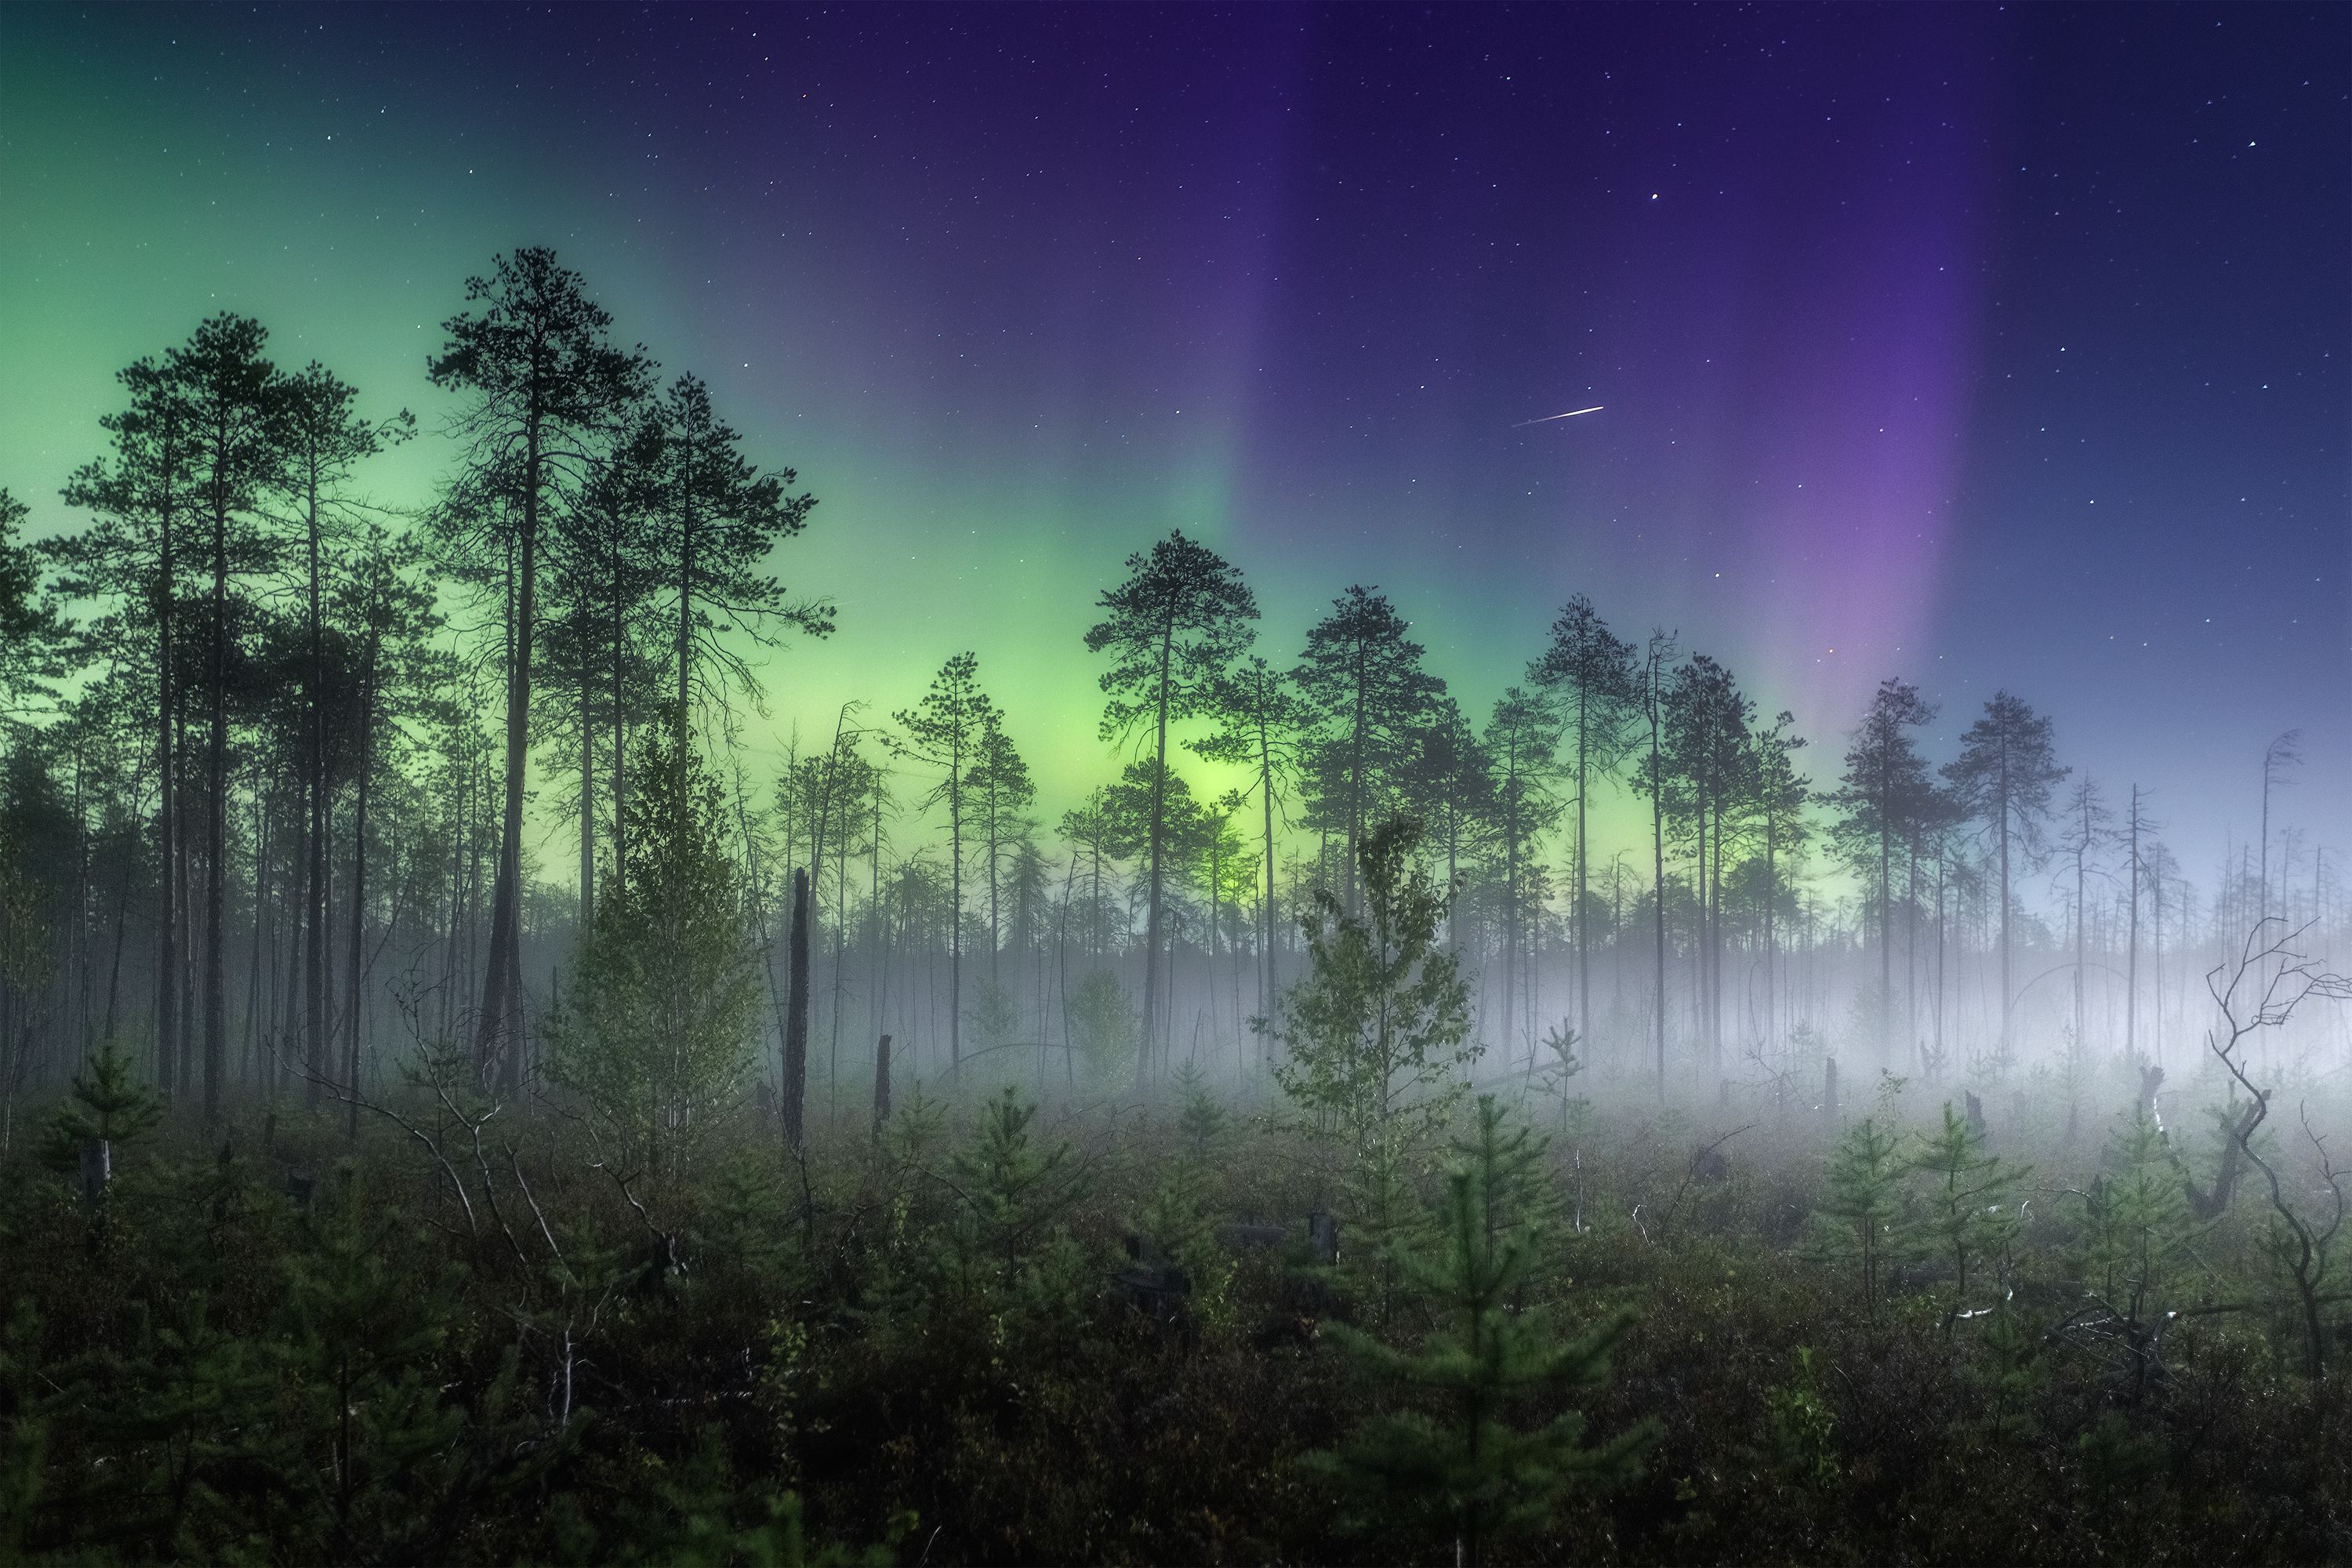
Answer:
[343,630,378,1139]
[782,867,811,1149]
[203,481,230,1120]
[154,433,180,1099]
[1138,619,1173,1091]
[476,430,542,1096]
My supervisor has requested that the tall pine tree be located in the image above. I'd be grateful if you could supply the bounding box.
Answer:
[1084,532,1256,1088]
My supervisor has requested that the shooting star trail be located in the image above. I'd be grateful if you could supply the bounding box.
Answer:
[1512,405,1604,428]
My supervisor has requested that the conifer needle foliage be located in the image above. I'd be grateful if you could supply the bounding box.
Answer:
[549,709,762,1189]
[1309,1096,1656,1567]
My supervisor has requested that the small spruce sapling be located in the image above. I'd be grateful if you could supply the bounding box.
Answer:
[276,1168,474,1558]
[1538,1019,1584,1134]
[1141,1063,1237,1328]
[944,1087,1088,1318]
[2076,1105,2199,1399]
[1805,1117,1911,1319]
[39,1040,164,1189]
[1272,818,1479,1312]
[1910,1101,2028,1337]
[1310,1094,1656,1568]
[1145,1062,1228,1263]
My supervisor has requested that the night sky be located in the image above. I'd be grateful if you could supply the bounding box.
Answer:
[3,3,2345,880]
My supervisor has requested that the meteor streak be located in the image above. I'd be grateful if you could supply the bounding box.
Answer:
[1512,405,1604,427]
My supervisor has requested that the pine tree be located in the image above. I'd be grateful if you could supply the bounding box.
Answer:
[1942,691,2067,1047]
[1192,654,1314,1033]
[430,248,655,1093]
[890,652,1000,1077]
[175,314,283,1120]
[274,359,412,1114]
[0,488,68,724]
[1828,678,1938,1066]
[75,1294,278,1555]
[1293,586,1446,913]
[1806,1116,1911,1319]
[644,372,829,724]
[1530,594,1639,1060]
[1067,969,1138,1083]
[549,709,761,1189]
[1748,711,1811,1047]
[39,1038,163,1180]
[1910,1102,2028,1336]
[967,704,1033,982]
[2081,1107,2200,1399]
[1662,654,1755,1072]
[1141,1062,1235,1319]
[274,1170,471,1558]
[1271,818,1478,1169]
[1086,532,1258,1086]
[1310,1094,1653,1567]
[1482,688,1561,1069]
[944,1087,1084,1308]
[56,350,198,1098]
[0,1303,46,1563]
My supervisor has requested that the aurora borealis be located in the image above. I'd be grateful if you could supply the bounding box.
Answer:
[2,2,2345,869]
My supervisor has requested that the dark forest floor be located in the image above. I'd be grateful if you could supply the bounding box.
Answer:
[5,1065,2350,1565]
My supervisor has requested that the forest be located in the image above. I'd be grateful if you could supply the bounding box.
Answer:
[1,247,2347,1565]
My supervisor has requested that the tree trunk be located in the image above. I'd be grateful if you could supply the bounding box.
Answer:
[782,868,811,1150]
[343,629,378,1140]
[1575,694,1592,1056]
[1650,697,1667,1100]
[475,429,541,1094]
[306,468,328,1109]
[203,487,229,1120]
[579,687,595,932]
[1138,622,1172,1091]
[155,443,180,1100]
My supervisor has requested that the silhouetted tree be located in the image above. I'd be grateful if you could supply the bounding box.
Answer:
[1943,691,2067,1044]
[1192,653,1313,1034]
[1294,586,1445,912]
[891,652,997,1076]
[1402,696,1493,926]
[1084,532,1256,1088]
[1632,630,1678,1096]
[2123,783,2162,1064]
[0,490,67,728]
[1830,677,1938,1064]
[329,526,443,1137]
[559,442,668,915]
[175,315,284,1119]
[642,373,829,726]
[56,352,196,1094]
[1481,688,1560,1067]
[1749,710,1810,1047]
[1662,654,1753,1070]
[430,248,654,1091]
[275,358,412,1111]
[1530,595,1638,1056]
[2057,775,2113,1059]
[968,705,1033,983]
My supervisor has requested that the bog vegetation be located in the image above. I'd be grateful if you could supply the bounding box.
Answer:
[1,250,2347,1564]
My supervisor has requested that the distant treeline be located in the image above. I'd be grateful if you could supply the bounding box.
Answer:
[0,249,2340,1132]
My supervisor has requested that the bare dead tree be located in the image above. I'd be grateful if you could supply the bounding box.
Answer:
[2197,916,2351,1377]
